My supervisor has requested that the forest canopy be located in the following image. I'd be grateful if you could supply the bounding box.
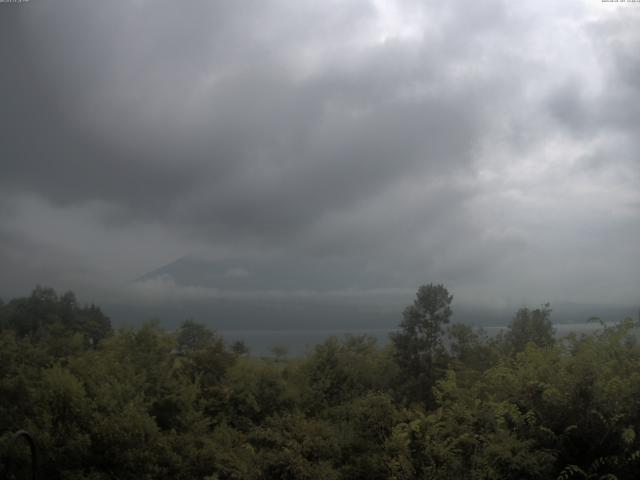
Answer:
[1,285,640,480]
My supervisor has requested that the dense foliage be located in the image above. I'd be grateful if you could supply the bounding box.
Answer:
[1,285,640,479]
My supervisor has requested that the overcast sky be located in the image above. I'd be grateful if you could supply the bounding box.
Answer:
[1,0,639,309]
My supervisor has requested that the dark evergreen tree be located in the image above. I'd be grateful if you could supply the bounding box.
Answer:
[390,283,453,405]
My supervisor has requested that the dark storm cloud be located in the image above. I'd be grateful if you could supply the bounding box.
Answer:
[0,7,205,216]
[1,0,499,236]
[0,228,96,296]
[1,0,639,307]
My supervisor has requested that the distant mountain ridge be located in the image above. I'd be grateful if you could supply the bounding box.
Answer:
[136,254,402,293]
[122,255,640,332]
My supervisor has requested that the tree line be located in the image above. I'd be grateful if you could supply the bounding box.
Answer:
[1,284,639,479]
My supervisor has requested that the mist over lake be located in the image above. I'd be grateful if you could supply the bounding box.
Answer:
[219,322,610,356]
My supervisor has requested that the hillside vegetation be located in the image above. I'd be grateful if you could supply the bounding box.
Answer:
[1,285,640,480]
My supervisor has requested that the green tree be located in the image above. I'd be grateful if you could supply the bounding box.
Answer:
[504,303,555,354]
[250,413,339,480]
[302,335,394,409]
[2,286,111,347]
[271,344,289,362]
[177,319,215,353]
[225,360,293,430]
[332,392,400,480]
[390,284,453,404]
[231,340,250,356]
[447,324,496,384]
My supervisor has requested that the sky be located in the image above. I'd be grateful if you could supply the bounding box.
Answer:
[1,0,639,313]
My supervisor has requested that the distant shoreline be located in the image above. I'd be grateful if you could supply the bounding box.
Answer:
[220,321,608,355]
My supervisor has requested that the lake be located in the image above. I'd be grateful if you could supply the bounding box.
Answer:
[221,322,607,356]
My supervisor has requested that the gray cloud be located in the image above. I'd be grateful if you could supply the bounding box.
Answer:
[1,0,639,312]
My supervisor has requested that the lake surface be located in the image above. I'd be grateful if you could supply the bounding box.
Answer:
[221,322,607,356]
